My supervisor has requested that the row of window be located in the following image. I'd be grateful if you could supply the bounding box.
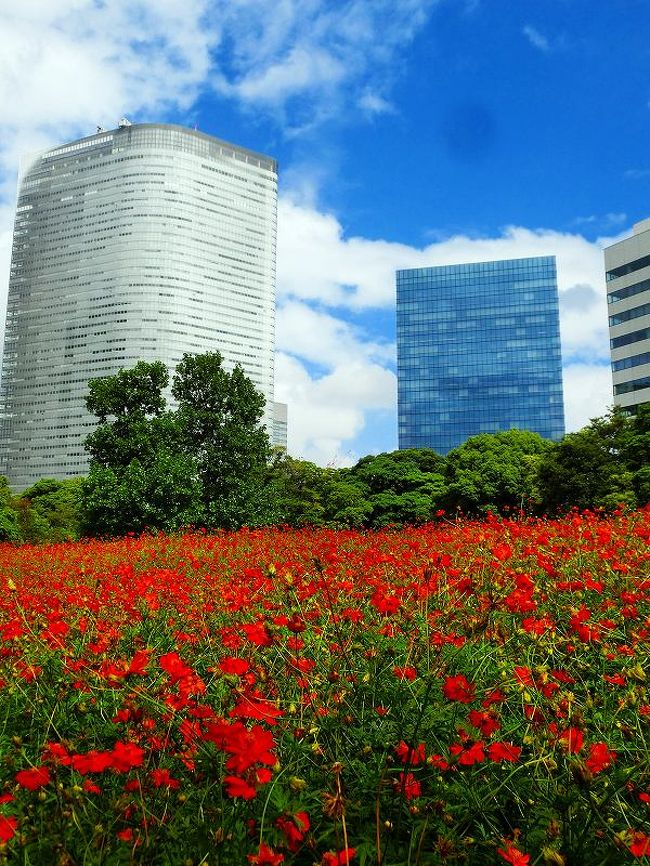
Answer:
[614,376,650,395]
[611,351,650,372]
[609,300,650,326]
[610,326,650,349]
[606,254,650,281]
[607,276,650,304]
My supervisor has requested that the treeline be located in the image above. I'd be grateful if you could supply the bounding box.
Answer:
[1,353,648,543]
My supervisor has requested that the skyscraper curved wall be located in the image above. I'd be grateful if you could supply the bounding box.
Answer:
[0,123,277,489]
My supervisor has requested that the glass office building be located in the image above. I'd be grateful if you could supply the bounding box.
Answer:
[397,256,565,454]
[0,123,278,489]
[605,218,650,414]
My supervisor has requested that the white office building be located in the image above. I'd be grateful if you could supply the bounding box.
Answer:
[0,123,279,489]
[605,218,650,414]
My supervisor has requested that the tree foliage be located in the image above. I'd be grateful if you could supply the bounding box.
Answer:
[346,448,447,526]
[83,353,270,536]
[444,430,554,514]
[537,408,640,512]
[172,354,270,529]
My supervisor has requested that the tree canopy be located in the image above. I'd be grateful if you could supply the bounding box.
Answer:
[83,353,271,535]
[444,429,554,514]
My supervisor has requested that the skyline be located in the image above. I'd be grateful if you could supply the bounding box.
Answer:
[1,0,650,466]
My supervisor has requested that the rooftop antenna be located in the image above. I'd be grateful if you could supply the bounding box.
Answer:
[96,125,105,133]
[118,117,132,128]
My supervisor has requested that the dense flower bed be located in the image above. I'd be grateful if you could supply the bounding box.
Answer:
[0,510,649,864]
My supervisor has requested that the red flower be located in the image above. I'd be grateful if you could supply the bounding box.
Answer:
[630,832,650,857]
[395,741,426,765]
[15,766,50,791]
[110,742,145,772]
[487,742,522,763]
[513,666,535,687]
[149,768,181,789]
[442,674,475,703]
[394,771,422,800]
[497,843,530,865]
[230,695,284,725]
[248,842,285,865]
[468,709,500,736]
[275,811,310,852]
[222,724,277,774]
[585,742,616,775]
[322,848,357,865]
[224,775,257,799]
[82,779,102,795]
[0,815,17,843]
[393,665,417,681]
[159,651,193,682]
[558,727,584,754]
[450,740,485,766]
[127,649,151,676]
[219,657,250,676]
[604,673,626,686]
[71,750,114,775]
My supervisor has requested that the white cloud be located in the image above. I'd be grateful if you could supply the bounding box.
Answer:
[277,300,393,368]
[275,352,396,466]
[0,0,216,174]
[211,0,437,123]
[625,168,650,180]
[562,363,614,432]
[523,25,550,52]
[358,90,395,116]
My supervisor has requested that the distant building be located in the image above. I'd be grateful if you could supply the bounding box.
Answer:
[272,402,288,451]
[605,218,650,415]
[0,123,279,489]
[396,255,565,454]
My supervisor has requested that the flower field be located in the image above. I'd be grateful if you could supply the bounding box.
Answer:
[0,511,649,865]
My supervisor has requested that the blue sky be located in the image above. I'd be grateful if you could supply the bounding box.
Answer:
[1,0,649,464]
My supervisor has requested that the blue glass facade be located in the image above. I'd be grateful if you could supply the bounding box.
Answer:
[397,256,565,454]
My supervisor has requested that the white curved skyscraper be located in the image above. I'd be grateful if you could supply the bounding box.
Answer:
[0,123,278,489]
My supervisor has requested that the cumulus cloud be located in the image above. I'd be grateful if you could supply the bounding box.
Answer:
[274,352,396,466]
[562,363,615,432]
[0,0,216,176]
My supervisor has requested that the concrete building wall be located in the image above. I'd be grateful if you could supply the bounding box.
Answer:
[605,219,650,414]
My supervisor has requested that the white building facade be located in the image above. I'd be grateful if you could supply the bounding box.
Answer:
[0,123,278,489]
[605,218,650,415]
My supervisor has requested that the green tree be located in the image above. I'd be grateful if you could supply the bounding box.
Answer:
[83,353,271,536]
[620,403,650,506]
[17,478,85,542]
[0,476,21,543]
[83,360,202,536]
[265,455,329,526]
[171,353,271,529]
[320,473,373,527]
[264,455,372,528]
[445,430,554,514]
[347,448,447,526]
[537,409,635,512]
